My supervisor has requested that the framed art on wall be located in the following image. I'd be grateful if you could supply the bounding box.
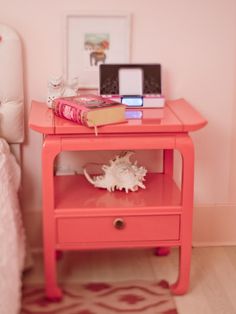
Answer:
[64,12,131,88]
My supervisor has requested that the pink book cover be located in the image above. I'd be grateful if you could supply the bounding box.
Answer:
[52,94,125,126]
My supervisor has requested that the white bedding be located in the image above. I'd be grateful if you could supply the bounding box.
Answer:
[0,138,25,314]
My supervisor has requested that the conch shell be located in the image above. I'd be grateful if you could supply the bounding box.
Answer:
[83,151,147,193]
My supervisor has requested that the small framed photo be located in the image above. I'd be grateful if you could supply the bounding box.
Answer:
[64,12,131,88]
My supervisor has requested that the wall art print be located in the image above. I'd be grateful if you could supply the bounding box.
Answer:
[64,13,131,88]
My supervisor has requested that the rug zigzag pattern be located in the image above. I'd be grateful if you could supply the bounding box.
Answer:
[21,280,178,314]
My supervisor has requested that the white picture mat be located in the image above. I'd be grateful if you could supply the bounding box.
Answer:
[119,68,143,95]
[64,13,131,88]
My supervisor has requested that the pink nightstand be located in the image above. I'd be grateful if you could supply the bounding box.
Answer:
[29,98,207,300]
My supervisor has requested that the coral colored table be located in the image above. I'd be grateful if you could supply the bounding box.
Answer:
[29,98,207,300]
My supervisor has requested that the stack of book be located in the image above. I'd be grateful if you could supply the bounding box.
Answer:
[52,94,126,130]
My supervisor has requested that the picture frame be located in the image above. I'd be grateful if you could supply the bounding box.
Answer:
[64,12,131,88]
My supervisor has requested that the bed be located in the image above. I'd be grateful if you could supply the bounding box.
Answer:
[0,24,25,314]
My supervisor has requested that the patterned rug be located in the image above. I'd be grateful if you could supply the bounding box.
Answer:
[21,280,178,314]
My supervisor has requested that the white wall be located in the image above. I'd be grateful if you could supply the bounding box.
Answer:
[1,0,236,247]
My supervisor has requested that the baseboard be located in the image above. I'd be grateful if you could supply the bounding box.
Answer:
[23,204,236,250]
[192,241,236,247]
[193,204,236,246]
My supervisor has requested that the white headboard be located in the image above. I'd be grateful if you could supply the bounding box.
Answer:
[0,24,24,144]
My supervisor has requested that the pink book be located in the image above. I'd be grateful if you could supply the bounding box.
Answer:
[52,94,126,128]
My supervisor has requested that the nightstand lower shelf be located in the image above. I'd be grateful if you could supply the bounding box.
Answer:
[54,173,182,210]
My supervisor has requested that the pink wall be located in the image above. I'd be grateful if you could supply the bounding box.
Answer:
[1,0,236,244]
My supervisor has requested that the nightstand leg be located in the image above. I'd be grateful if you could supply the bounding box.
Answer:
[44,245,63,301]
[155,149,174,257]
[163,149,174,176]
[154,247,171,256]
[42,138,62,300]
[170,244,192,295]
[171,136,194,295]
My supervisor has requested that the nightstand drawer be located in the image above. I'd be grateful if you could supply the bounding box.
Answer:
[56,214,180,245]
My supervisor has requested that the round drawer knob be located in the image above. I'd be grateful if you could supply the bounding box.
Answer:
[113,218,126,230]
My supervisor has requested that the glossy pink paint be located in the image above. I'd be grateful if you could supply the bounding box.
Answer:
[29,98,207,299]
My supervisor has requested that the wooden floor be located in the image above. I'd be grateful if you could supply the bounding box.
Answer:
[23,246,236,314]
